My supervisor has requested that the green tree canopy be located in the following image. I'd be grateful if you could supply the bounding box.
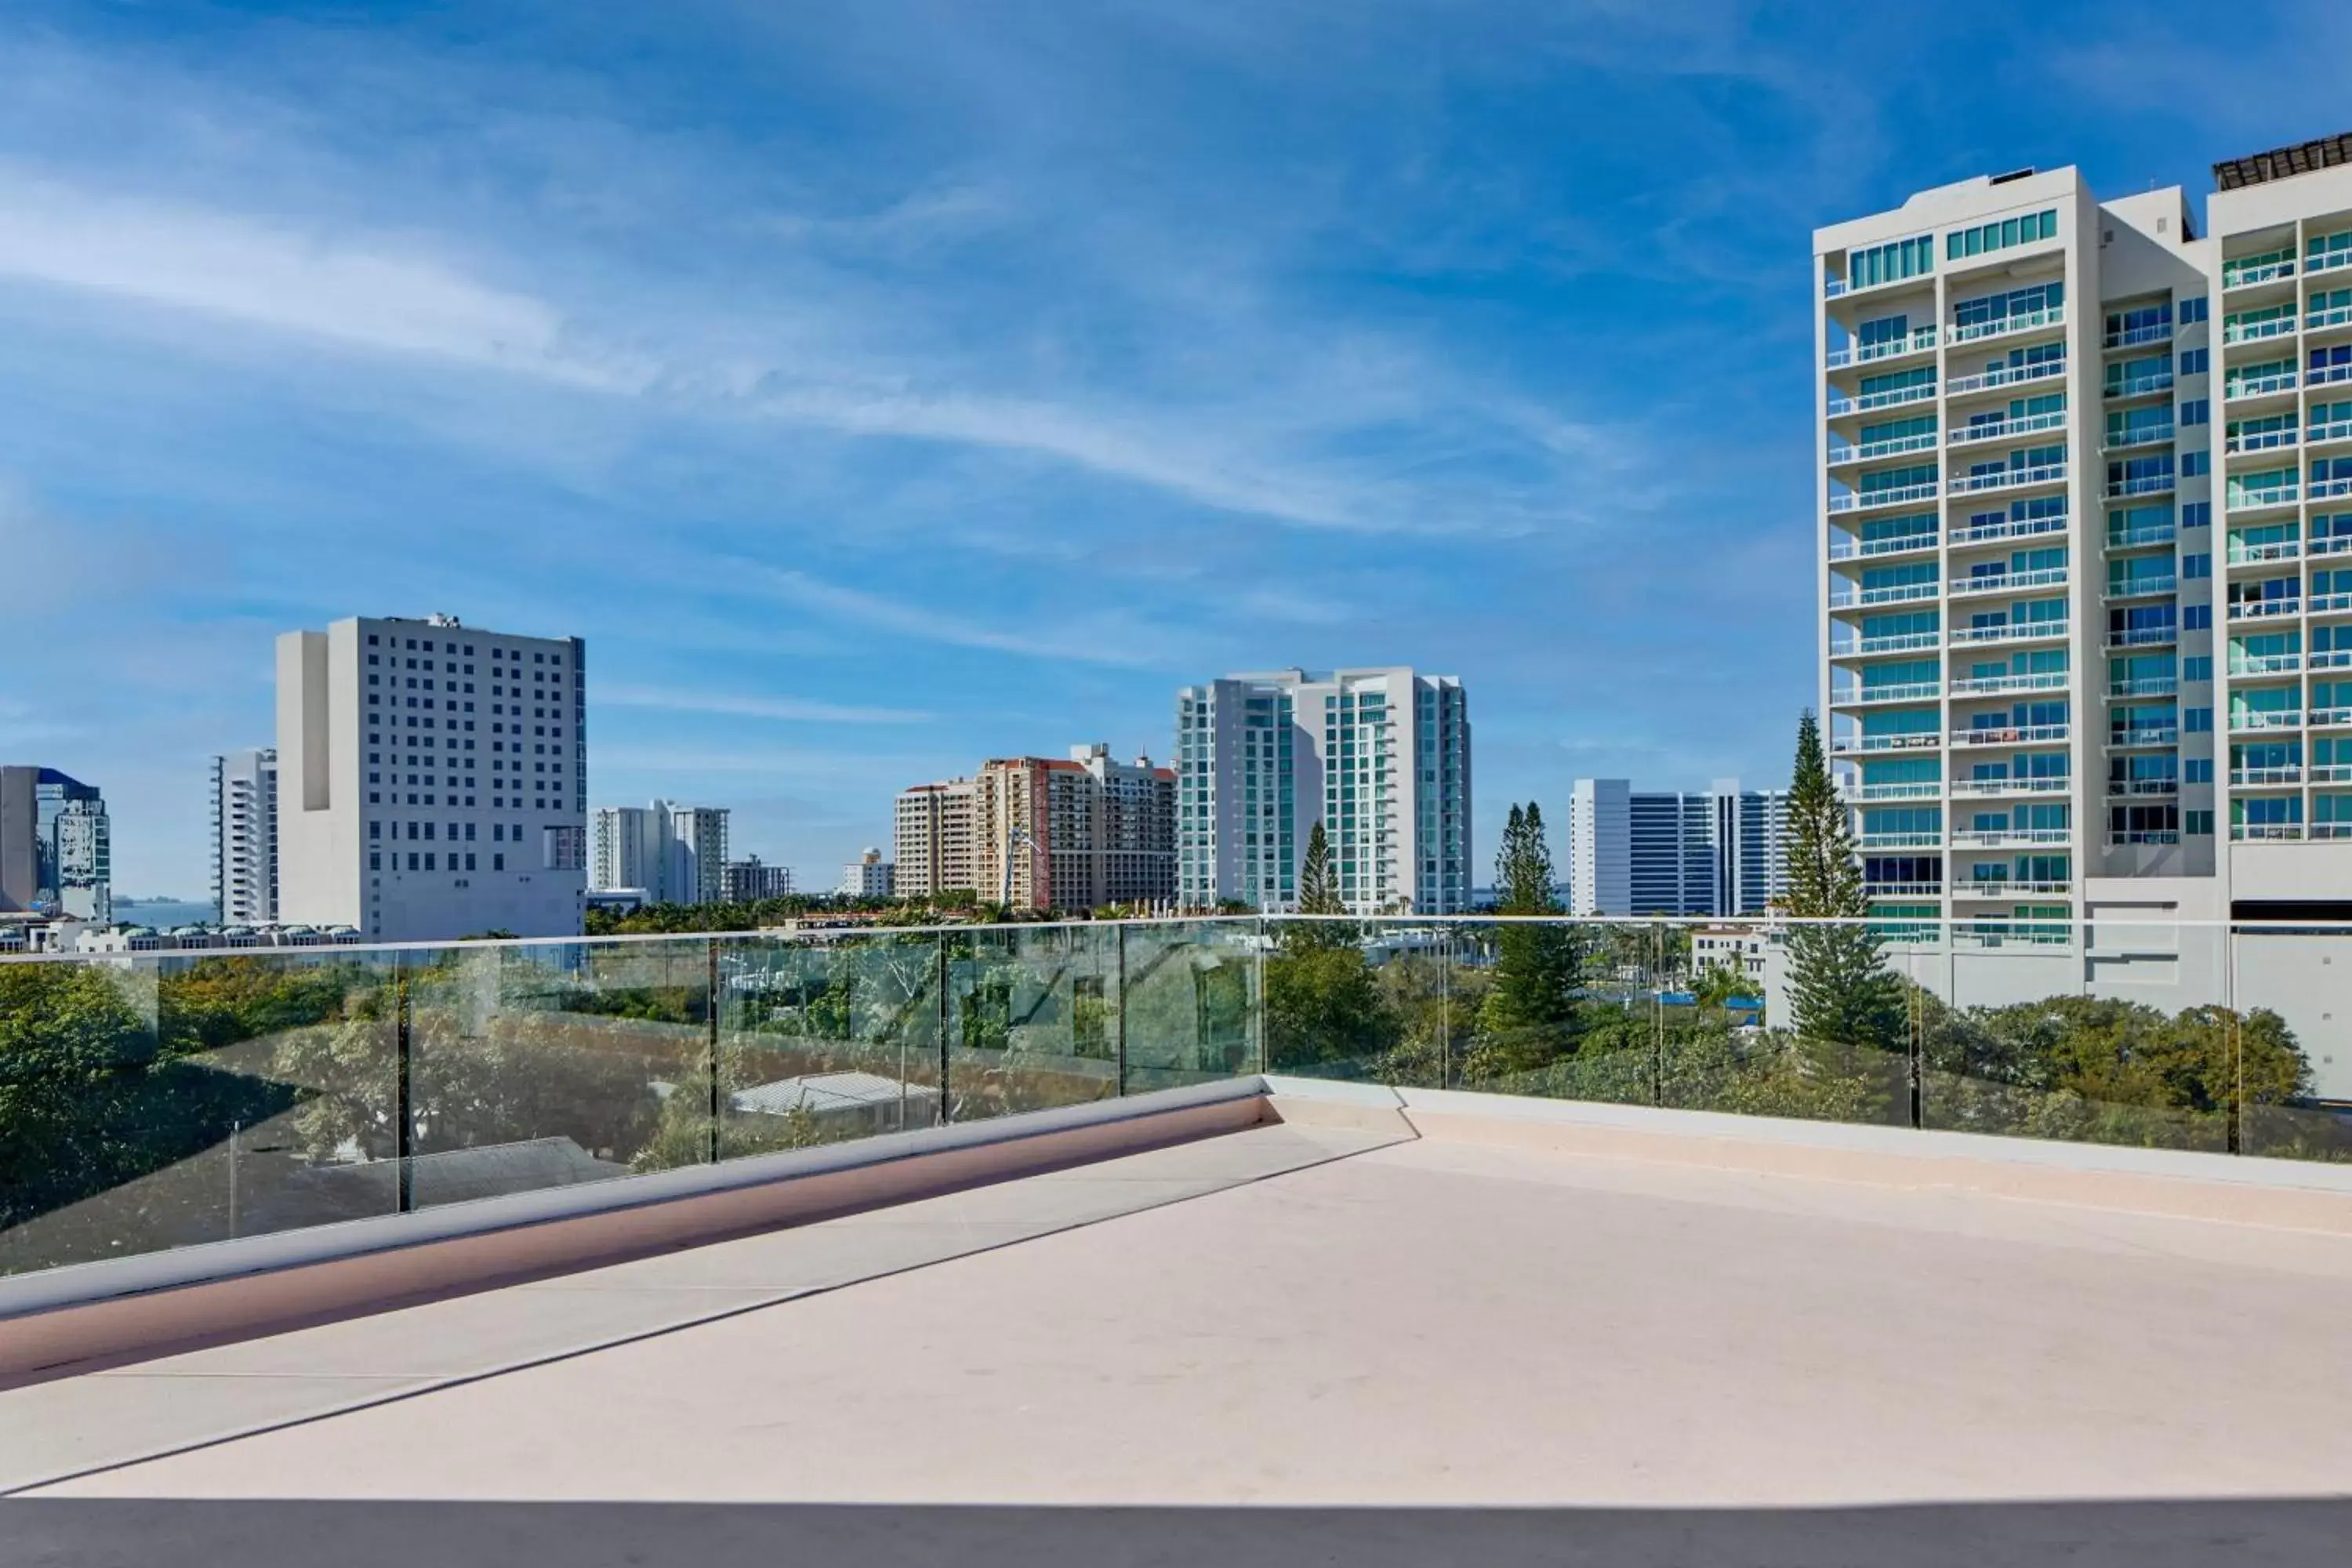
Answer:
[1782,710,1903,1051]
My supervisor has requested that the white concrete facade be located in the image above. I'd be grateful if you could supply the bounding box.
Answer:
[1569,777,1789,917]
[1176,668,1470,914]
[277,615,586,942]
[838,848,894,898]
[592,801,728,906]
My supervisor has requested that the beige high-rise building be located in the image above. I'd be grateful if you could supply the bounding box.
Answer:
[893,745,1174,910]
[893,778,976,898]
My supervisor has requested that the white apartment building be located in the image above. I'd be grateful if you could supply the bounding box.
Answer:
[277,615,586,942]
[838,848,895,898]
[210,746,278,925]
[1175,668,1470,915]
[720,855,794,902]
[1815,131,2352,1094]
[1568,778,1791,918]
[591,801,728,906]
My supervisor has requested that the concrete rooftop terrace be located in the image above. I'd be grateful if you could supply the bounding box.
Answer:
[7,1088,2352,1566]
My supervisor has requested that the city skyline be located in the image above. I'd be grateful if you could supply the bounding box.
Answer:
[5,3,2348,896]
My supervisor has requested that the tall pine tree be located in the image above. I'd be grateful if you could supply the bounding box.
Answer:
[1266,819,1392,1071]
[1475,802,1581,1075]
[1784,710,1903,1049]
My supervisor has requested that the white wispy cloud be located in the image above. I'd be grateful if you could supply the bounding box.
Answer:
[596,683,933,724]
[733,564,1183,670]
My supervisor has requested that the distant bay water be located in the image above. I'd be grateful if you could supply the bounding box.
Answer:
[111,898,214,927]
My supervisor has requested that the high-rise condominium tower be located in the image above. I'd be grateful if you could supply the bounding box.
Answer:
[211,746,278,925]
[1817,132,2352,946]
[1175,668,1470,914]
[277,615,586,941]
[1567,778,1791,918]
[894,746,1174,910]
[591,801,729,905]
[0,765,110,922]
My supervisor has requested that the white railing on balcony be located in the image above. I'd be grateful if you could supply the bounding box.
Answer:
[2316,762,2352,782]
[2232,824,2306,841]
[2314,250,2352,277]
[1955,879,2074,898]
[1860,831,1945,849]
[1948,359,2067,397]
[1835,631,1944,657]
[1955,462,2067,496]
[1952,776,2070,796]
[1953,671,2070,696]
[1951,723,2070,747]
[2107,624,2179,648]
[2226,371,2297,400]
[2314,477,2352,503]
[2227,597,2302,621]
[2107,777,2179,797]
[1949,513,2068,547]
[2102,320,2175,350]
[2108,675,2179,698]
[1950,411,2069,450]
[2226,484,2299,512]
[2110,727,2180,747]
[1951,829,2073,848]
[2313,536,2352,557]
[1955,620,2068,646]
[1853,781,1943,801]
[1952,306,2065,347]
[2230,653,2303,674]
[2106,472,2176,499]
[1828,430,1940,465]
[2314,649,2352,668]
[2310,419,2352,448]
[1864,881,1944,898]
[1835,681,1941,705]
[1832,732,1942,754]
[1828,580,1940,609]
[2224,314,2298,344]
[2109,831,2181,846]
[2106,423,2176,451]
[2316,823,2352,840]
[2106,521,2176,550]
[1951,566,2071,598]
[2225,426,2298,454]
[1829,327,1940,368]
[2231,768,2304,786]
[1830,382,1940,419]
[2312,706,2352,727]
[2314,361,2352,389]
[2105,372,2175,401]
[2310,305,2352,332]
[2314,591,2352,614]
[2228,540,2302,564]
[2230,709,2305,731]
[2225,257,2296,289]
[2103,575,2176,600]
[1830,480,1940,514]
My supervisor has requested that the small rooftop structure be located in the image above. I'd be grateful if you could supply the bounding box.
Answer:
[2214,129,2352,191]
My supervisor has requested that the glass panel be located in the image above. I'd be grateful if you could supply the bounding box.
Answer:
[942,924,1120,1123]
[2,949,400,1275]
[1261,916,1457,1087]
[2235,922,2352,1162]
[1120,918,1261,1094]
[717,931,944,1157]
[402,939,706,1205]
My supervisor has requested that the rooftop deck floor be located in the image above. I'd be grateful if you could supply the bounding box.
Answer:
[9,1112,2352,1560]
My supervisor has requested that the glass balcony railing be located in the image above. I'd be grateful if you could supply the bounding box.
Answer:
[2107,675,2179,698]
[1951,565,2070,597]
[2229,709,2306,731]
[2230,653,2303,675]
[1828,430,1940,465]
[1834,681,1940,706]
[2107,776,2180,797]
[2105,423,2176,451]
[1952,670,2069,695]
[2107,623,2180,648]
[2102,574,2176,600]
[2227,541,2302,565]
[1949,410,2067,448]
[1831,731,1940,754]
[1828,581,1940,610]
[1828,381,1940,419]
[2226,485,2300,513]
[2233,823,2305,841]
[1948,358,2067,397]
[2310,304,2352,332]
[2101,320,2175,350]
[1951,775,2070,796]
[1850,779,1943,800]
[2224,314,2298,345]
[2227,597,2303,621]
[2232,767,2304,786]
[2226,371,2298,401]
[1949,828,2072,848]
[1828,327,1940,369]
[2314,706,2352,727]
[2224,256,2296,289]
[2105,372,2175,401]
[1954,462,2067,496]
[1951,722,2071,747]
[2110,726,2180,748]
[2107,472,2177,499]
[1952,620,2069,646]
[1828,532,1938,562]
[1829,481,1940,514]
[2310,419,2352,448]
[1951,305,2065,346]
[1832,630,1943,657]
[1949,512,2067,547]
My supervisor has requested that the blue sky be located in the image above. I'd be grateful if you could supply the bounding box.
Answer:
[3,1,2347,897]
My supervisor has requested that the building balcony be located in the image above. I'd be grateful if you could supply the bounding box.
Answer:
[2315,761,2352,781]
[1951,723,2070,748]
[1953,878,2073,898]
[2228,540,2303,566]
[1834,681,1941,706]
[2316,591,2352,616]
[2316,649,2352,669]
[2109,726,2180,749]
[2313,361,2352,390]
[2109,830,2181,845]
[1828,531,1939,563]
[2310,419,2352,450]
[1950,829,2072,848]
[2314,477,2352,504]
[1829,481,1940,514]
[2232,822,2307,840]
[2107,776,2179,797]
[1859,830,1944,850]
[2102,575,2176,601]
[2310,303,2352,336]
[2106,472,2176,499]
[2230,710,2306,732]
[2223,314,2299,346]
[1828,431,1940,466]
[1954,671,2070,697]
[2225,426,2299,455]
[2225,371,2298,402]
[1950,410,2067,448]
[1828,581,1939,610]
[1947,358,2067,397]
[1951,775,2070,797]
[2223,256,2296,289]
[1828,380,1940,418]
[1828,327,1940,369]
[2108,675,2179,698]
[2104,423,2176,452]
[2312,705,2352,727]
[2231,768,2305,786]
[2315,249,2352,278]
[1955,462,2067,497]
[1951,305,2066,347]
[1850,780,1944,801]
[1948,512,2068,548]
[2101,319,2175,350]
[1953,620,2068,648]
[2103,372,2175,402]
[2227,597,2303,621]
[1832,732,1941,756]
[1951,565,2068,598]
[2106,520,2176,550]
[1864,880,1944,898]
